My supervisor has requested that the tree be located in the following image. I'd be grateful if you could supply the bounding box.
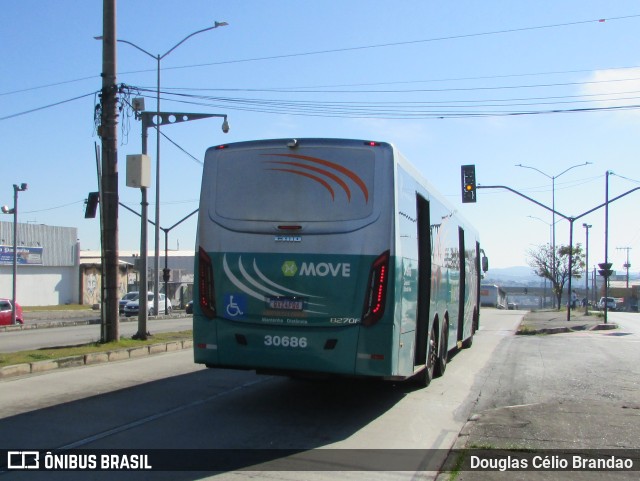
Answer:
[527,243,586,310]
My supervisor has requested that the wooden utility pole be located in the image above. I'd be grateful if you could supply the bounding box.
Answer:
[616,247,632,288]
[99,0,119,341]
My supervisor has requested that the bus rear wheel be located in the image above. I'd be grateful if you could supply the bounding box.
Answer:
[414,324,436,387]
[462,310,478,349]
[434,320,448,377]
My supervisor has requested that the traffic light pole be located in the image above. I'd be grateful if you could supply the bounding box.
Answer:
[476,184,640,322]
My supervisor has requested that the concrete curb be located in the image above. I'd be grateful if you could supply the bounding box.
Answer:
[0,313,189,332]
[0,339,193,380]
[516,322,618,336]
[434,414,480,481]
[1,319,102,332]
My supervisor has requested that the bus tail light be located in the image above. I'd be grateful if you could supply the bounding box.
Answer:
[361,250,390,327]
[198,247,216,318]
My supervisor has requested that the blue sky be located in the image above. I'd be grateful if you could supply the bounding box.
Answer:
[1,1,639,273]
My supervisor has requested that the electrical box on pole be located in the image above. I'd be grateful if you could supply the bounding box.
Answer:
[461,165,477,203]
[126,154,151,188]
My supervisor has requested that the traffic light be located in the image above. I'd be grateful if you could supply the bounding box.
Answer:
[461,164,476,203]
[598,262,613,278]
[84,192,99,219]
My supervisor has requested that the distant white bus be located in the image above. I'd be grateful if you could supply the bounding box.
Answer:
[194,138,488,386]
[480,284,507,309]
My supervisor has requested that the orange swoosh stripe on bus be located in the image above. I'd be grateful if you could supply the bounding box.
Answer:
[268,168,336,200]
[266,161,352,201]
[266,153,369,202]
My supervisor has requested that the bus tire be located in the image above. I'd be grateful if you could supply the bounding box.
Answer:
[414,323,436,387]
[434,320,448,377]
[462,309,478,349]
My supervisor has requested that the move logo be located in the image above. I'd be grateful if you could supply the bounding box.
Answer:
[281,261,298,277]
[281,260,351,278]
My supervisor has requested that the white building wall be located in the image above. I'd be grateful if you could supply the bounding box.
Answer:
[0,265,78,306]
[0,222,79,306]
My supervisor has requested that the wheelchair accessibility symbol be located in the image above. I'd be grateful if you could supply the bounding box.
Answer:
[224,294,247,319]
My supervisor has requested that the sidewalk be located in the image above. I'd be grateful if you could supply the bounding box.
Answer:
[517,309,618,335]
[1,309,192,379]
[437,310,632,481]
[2,309,188,332]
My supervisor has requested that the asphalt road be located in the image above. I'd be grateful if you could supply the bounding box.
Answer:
[0,309,523,481]
[471,310,640,413]
[0,317,194,353]
[449,310,640,481]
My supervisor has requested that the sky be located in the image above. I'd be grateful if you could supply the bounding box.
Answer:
[1,1,640,274]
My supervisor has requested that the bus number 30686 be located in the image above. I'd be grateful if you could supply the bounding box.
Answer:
[264,335,308,348]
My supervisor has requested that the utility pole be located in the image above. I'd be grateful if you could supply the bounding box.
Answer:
[99,0,120,341]
[616,247,632,288]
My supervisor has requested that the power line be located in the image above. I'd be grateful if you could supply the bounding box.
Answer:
[22,200,84,214]
[160,130,203,166]
[0,91,96,121]
[135,87,640,120]
[157,75,640,95]
[154,88,640,109]
[3,13,639,97]
[153,14,640,71]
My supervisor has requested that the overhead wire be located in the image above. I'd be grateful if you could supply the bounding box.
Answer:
[147,14,640,71]
[0,91,96,121]
[4,13,640,121]
[2,13,639,97]
[131,86,640,120]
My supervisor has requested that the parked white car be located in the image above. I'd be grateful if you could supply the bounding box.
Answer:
[598,297,617,311]
[124,292,172,316]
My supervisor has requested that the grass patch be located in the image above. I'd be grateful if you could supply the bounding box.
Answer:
[516,326,538,335]
[443,449,467,481]
[0,330,192,367]
[22,304,94,312]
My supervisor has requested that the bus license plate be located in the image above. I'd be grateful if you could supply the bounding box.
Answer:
[268,297,304,311]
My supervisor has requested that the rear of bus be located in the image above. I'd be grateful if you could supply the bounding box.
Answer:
[193,138,398,378]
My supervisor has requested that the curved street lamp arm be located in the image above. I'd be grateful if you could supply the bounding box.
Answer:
[555,161,592,179]
[514,164,552,179]
[115,39,156,59]
[161,22,228,59]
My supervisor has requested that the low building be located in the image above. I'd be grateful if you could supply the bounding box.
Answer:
[0,221,79,306]
[79,249,195,308]
[78,253,135,307]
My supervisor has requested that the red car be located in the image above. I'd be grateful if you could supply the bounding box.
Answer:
[0,298,24,325]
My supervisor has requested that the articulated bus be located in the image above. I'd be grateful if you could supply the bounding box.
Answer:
[194,138,487,386]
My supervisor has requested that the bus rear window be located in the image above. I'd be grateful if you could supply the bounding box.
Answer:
[212,148,375,222]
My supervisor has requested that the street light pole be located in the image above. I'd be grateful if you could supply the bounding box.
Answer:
[583,223,592,315]
[99,21,228,318]
[604,171,612,323]
[1,183,27,325]
[161,208,199,315]
[515,161,591,308]
[137,110,228,319]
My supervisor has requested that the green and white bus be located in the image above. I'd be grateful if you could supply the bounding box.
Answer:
[194,138,487,386]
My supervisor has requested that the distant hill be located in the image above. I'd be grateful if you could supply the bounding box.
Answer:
[483,266,540,286]
[484,266,639,287]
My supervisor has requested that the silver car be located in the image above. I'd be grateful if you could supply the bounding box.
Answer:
[119,291,139,314]
[598,297,616,311]
[124,292,172,316]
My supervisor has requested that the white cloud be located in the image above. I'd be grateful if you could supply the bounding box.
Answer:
[580,67,640,117]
